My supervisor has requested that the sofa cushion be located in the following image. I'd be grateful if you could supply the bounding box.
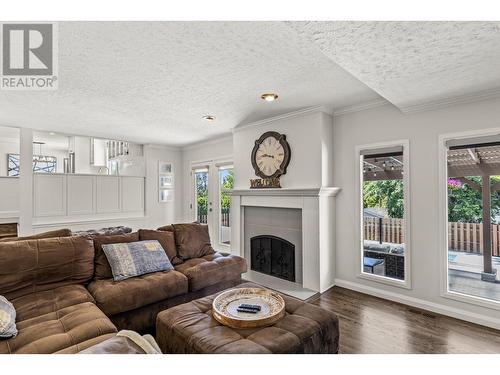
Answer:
[139,229,182,265]
[92,232,140,280]
[0,236,95,300]
[11,284,95,322]
[0,301,117,354]
[172,223,215,260]
[102,240,174,281]
[0,228,72,243]
[174,253,247,292]
[87,270,188,316]
[0,295,17,338]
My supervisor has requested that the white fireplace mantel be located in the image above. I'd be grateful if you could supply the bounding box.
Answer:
[230,186,341,294]
[230,187,341,197]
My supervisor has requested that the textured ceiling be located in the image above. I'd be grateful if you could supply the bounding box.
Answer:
[0,22,380,146]
[3,22,500,146]
[287,21,500,111]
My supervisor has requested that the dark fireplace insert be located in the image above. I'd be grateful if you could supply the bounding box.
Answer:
[250,235,295,282]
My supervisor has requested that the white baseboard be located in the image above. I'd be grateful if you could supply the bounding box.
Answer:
[334,278,500,331]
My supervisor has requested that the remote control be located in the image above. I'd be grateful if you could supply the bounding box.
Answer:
[237,307,259,314]
[239,304,261,311]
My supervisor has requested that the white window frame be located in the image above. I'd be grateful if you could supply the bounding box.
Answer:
[216,162,234,251]
[355,139,412,289]
[189,157,233,252]
[438,128,500,311]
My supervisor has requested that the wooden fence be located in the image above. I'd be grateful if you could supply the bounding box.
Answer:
[364,217,500,256]
[364,218,405,245]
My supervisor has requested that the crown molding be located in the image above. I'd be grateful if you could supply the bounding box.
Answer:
[181,133,233,151]
[233,105,333,134]
[333,98,390,117]
[143,143,182,151]
[399,87,500,114]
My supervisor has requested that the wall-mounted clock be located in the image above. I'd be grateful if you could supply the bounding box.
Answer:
[251,131,291,179]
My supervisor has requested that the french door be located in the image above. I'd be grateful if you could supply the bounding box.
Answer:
[191,160,233,251]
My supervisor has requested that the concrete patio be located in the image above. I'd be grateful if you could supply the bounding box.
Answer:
[449,251,500,301]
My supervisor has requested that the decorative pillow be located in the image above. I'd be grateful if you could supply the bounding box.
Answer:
[172,223,215,260]
[0,295,17,339]
[102,240,174,281]
[93,232,140,279]
[138,229,182,265]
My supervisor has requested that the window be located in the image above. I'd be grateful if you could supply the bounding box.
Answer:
[359,142,410,287]
[218,165,233,246]
[444,137,500,304]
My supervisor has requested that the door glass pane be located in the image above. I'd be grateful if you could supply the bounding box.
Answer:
[447,142,500,302]
[219,167,234,245]
[194,169,208,224]
[362,151,406,281]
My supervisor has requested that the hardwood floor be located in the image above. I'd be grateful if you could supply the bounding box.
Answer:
[309,286,500,354]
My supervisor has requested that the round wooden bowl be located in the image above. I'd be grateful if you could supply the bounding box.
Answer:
[212,288,286,329]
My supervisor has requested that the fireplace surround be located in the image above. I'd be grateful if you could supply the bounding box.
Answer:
[230,187,340,294]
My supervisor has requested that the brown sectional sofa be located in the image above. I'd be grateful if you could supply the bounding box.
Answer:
[0,237,117,354]
[0,224,247,354]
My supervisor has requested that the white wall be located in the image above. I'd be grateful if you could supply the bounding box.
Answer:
[233,109,334,190]
[144,145,183,229]
[181,136,234,222]
[333,97,500,329]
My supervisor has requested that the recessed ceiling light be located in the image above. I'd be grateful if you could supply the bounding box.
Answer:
[49,132,56,136]
[261,93,278,102]
[202,115,216,122]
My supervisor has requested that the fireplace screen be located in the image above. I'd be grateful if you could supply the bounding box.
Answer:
[250,235,295,282]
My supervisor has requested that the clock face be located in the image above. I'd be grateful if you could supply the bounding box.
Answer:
[251,131,291,179]
[255,136,285,177]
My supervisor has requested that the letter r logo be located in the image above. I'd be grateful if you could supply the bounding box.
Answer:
[2,24,53,76]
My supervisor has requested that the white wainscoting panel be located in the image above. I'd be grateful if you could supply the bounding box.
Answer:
[0,177,20,218]
[121,176,144,212]
[34,174,67,217]
[96,176,121,213]
[32,174,145,225]
[67,175,96,215]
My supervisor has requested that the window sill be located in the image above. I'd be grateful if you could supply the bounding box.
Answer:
[441,289,500,311]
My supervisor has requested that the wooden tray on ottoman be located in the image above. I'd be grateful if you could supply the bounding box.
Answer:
[212,287,285,329]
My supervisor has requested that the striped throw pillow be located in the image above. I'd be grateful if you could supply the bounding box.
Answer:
[102,240,174,281]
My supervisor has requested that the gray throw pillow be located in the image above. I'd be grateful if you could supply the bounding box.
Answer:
[102,240,174,281]
[0,295,17,339]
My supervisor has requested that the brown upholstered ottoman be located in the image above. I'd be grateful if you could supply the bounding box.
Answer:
[156,282,339,354]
